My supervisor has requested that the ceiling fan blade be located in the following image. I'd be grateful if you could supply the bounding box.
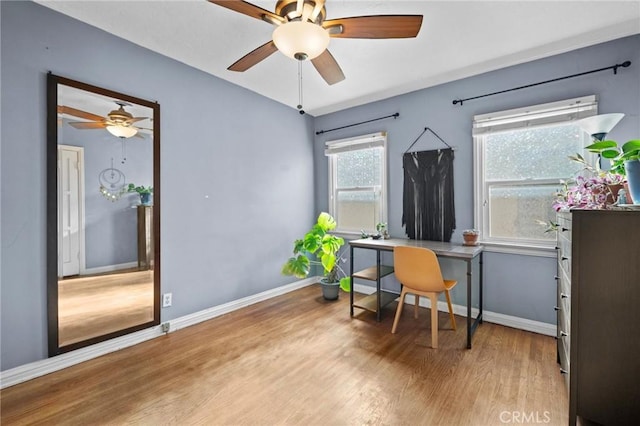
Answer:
[228,40,278,72]
[68,121,107,129]
[311,50,345,85]
[207,0,282,23]
[126,117,149,124]
[324,15,423,39]
[58,105,105,122]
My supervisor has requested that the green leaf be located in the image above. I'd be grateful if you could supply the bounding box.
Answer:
[622,140,640,154]
[317,212,336,232]
[585,140,618,152]
[321,252,336,274]
[339,277,351,292]
[321,234,343,255]
[303,233,322,253]
[281,255,310,278]
[600,148,620,159]
[292,239,305,254]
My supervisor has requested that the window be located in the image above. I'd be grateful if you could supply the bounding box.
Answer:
[473,96,597,255]
[326,132,387,234]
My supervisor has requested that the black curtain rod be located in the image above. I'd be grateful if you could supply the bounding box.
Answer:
[453,60,631,106]
[404,127,452,154]
[315,112,399,135]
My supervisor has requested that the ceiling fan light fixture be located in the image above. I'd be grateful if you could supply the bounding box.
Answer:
[106,124,138,139]
[272,21,329,60]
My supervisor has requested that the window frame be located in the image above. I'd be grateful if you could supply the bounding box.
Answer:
[473,96,597,257]
[326,132,388,235]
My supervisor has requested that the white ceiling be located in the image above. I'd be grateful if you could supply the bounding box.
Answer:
[37,1,640,116]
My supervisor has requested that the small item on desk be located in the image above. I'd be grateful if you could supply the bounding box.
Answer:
[462,229,480,246]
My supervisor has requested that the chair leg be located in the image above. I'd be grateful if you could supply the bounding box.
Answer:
[392,288,407,334]
[429,294,439,348]
[445,290,456,331]
[414,294,419,319]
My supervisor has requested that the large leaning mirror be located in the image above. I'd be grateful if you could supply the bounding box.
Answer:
[47,74,160,355]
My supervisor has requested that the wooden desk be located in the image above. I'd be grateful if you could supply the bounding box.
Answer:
[348,238,484,349]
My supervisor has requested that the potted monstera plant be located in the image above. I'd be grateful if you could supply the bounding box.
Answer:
[282,212,350,300]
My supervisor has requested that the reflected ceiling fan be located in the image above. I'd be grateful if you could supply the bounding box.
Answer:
[60,101,149,139]
[209,0,423,85]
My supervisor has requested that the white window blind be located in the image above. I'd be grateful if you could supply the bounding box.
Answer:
[473,95,597,137]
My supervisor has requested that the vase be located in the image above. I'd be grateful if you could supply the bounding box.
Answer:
[463,233,479,246]
[624,160,640,205]
[140,192,152,205]
[319,278,340,300]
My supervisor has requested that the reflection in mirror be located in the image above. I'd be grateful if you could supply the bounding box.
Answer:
[47,74,160,355]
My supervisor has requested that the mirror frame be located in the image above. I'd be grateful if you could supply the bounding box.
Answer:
[47,73,161,356]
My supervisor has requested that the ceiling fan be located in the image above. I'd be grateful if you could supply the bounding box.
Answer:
[60,101,149,138]
[209,0,423,85]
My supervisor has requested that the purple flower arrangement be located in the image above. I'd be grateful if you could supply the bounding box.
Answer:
[553,172,623,211]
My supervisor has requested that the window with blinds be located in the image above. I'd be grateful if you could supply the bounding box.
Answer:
[325,132,387,234]
[473,96,597,255]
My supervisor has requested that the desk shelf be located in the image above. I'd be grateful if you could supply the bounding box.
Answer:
[352,265,394,281]
[353,290,398,313]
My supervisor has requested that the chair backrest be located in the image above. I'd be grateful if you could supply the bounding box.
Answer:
[393,246,446,292]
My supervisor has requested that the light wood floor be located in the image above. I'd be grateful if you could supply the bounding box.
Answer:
[58,270,154,346]
[1,284,568,425]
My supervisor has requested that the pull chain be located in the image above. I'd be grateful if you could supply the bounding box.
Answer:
[121,138,127,164]
[297,61,305,115]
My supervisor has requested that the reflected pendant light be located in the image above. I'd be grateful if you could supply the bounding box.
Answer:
[106,124,138,139]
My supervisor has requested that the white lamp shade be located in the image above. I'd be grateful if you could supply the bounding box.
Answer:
[106,124,138,138]
[272,21,330,60]
[577,113,624,139]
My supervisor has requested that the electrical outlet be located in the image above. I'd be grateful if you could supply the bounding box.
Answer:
[161,322,170,333]
[162,292,172,307]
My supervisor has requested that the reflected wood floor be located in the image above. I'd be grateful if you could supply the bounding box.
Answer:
[58,270,154,346]
[1,284,567,425]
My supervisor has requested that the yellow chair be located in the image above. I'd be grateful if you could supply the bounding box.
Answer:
[391,246,457,348]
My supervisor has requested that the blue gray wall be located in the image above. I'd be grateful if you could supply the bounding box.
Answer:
[1,1,315,371]
[314,34,640,324]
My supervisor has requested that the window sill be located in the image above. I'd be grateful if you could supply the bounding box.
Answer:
[479,241,556,258]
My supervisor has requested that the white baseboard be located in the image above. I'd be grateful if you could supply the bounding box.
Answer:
[83,261,138,275]
[352,284,556,337]
[0,277,319,389]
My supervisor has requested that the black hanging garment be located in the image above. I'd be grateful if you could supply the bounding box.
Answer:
[402,148,456,241]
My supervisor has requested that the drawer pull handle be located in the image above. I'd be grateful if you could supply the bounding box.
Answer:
[554,275,559,280]
[561,227,569,232]
[555,246,559,250]
[554,306,561,311]
[560,331,568,337]
[560,368,568,375]
[561,293,569,299]
[561,256,569,261]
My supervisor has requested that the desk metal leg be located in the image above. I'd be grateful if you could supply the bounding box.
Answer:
[376,249,381,322]
[479,252,483,324]
[466,254,484,349]
[350,245,354,317]
[466,259,472,349]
